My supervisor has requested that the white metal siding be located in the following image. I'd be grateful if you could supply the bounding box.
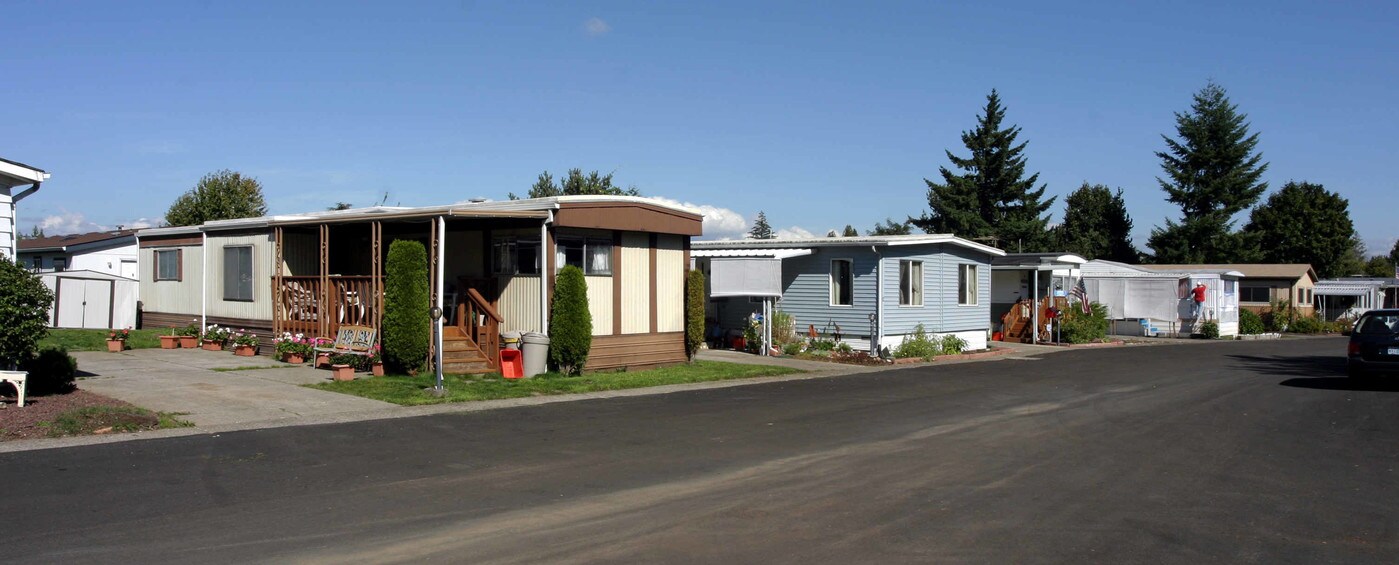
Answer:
[0,189,14,260]
[620,232,650,334]
[139,245,203,315]
[205,233,275,321]
[586,275,613,336]
[656,235,685,333]
[498,275,542,333]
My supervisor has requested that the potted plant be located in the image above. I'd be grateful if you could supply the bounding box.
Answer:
[368,345,384,376]
[273,332,313,364]
[106,328,131,352]
[160,327,179,349]
[230,329,259,356]
[313,337,333,367]
[328,353,359,381]
[178,319,200,348]
[202,324,230,351]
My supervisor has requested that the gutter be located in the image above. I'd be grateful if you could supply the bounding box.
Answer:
[13,182,40,203]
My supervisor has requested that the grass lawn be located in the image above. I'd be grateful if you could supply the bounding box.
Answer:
[309,360,802,405]
[39,328,167,351]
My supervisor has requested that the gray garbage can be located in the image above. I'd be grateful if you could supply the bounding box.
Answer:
[521,332,551,377]
[501,331,522,350]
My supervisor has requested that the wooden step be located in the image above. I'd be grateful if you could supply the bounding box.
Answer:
[442,337,477,352]
[443,360,496,374]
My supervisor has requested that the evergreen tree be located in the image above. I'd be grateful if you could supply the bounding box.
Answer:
[842,225,859,237]
[1057,183,1138,262]
[869,218,912,236]
[1390,240,1399,270]
[749,211,775,239]
[510,169,640,199]
[1242,181,1355,278]
[382,240,430,374]
[1147,82,1268,262]
[1364,255,1395,278]
[912,89,1055,250]
[685,270,705,362]
[18,226,45,240]
[549,265,593,375]
[164,170,269,227]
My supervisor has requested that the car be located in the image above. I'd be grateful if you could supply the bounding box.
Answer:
[1347,309,1399,378]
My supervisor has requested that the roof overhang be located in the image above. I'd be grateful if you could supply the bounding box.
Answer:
[0,158,49,188]
[692,248,813,260]
[992,252,1088,270]
[693,234,1005,256]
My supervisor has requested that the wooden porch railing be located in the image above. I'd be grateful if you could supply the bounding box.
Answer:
[456,287,503,369]
[277,275,380,338]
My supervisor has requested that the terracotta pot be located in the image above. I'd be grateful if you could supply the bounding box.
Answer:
[331,364,355,381]
[284,353,305,364]
[160,335,179,349]
[106,340,124,353]
[316,353,332,368]
[371,362,384,377]
[179,336,198,348]
[234,344,257,357]
[202,340,223,351]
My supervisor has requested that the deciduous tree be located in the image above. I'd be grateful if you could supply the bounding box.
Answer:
[869,218,912,236]
[511,169,640,199]
[164,170,268,227]
[1242,181,1355,278]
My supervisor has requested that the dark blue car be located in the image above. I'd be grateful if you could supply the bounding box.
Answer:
[1348,309,1399,378]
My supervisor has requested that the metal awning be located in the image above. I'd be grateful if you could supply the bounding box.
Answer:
[691,248,813,260]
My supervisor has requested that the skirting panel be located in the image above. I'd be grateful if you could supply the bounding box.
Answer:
[585,332,687,371]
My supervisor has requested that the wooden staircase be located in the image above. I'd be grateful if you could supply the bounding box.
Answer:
[440,287,504,375]
[442,326,496,374]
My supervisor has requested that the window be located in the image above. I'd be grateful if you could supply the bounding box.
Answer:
[53,257,66,272]
[899,260,923,306]
[830,259,852,306]
[1298,288,1312,305]
[223,245,254,301]
[492,237,541,275]
[958,264,978,305]
[31,256,41,271]
[1224,280,1236,294]
[555,237,613,275]
[1240,286,1270,303]
[155,249,181,281]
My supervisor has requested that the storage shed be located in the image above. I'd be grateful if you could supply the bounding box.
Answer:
[39,270,138,330]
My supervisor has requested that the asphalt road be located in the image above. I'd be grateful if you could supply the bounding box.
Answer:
[4,337,1397,564]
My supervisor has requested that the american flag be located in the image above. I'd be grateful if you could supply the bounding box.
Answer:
[1071,279,1090,314]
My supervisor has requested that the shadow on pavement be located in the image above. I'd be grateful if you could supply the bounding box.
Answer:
[1278,376,1399,392]
[1229,354,1345,378]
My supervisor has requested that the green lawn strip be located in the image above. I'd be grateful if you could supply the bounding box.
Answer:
[210,365,299,372]
[309,360,803,405]
[41,406,194,437]
[38,328,167,351]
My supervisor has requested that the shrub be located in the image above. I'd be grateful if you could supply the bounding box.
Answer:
[1198,320,1220,339]
[1289,315,1323,334]
[383,240,430,374]
[1239,309,1265,335]
[1262,299,1294,332]
[742,318,763,353]
[893,324,940,361]
[781,342,803,355]
[1059,302,1109,344]
[0,256,54,369]
[940,333,968,354]
[685,270,705,362]
[771,310,797,346]
[549,265,592,375]
[835,342,853,355]
[20,346,77,396]
[329,352,369,370]
[808,338,836,352]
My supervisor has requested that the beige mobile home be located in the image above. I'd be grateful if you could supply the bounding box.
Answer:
[138,196,702,372]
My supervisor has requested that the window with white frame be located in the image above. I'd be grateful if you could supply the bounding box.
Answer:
[1298,288,1312,305]
[492,237,542,275]
[899,260,923,306]
[830,259,852,306]
[1224,280,1236,294]
[155,249,180,281]
[555,237,613,275]
[223,245,254,301]
[958,264,978,305]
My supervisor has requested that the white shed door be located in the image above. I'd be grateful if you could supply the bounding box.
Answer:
[55,278,114,329]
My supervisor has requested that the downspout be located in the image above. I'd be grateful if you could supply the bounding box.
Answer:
[435,215,446,384]
[200,230,207,332]
[872,245,882,355]
[13,182,40,203]
[9,183,39,259]
[540,209,554,333]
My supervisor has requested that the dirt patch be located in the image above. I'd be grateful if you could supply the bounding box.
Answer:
[0,388,157,441]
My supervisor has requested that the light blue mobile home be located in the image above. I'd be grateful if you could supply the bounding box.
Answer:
[692,235,1004,352]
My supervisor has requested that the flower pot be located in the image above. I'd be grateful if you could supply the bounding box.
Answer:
[316,353,332,368]
[160,335,179,349]
[202,340,223,351]
[179,336,198,348]
[371,362,384,377]
[284,353,305,364]
[331,364,355,381]
[234,344,257,357]
[106,340,124,353]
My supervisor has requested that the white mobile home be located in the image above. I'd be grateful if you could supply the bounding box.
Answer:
[0,157,49,261]
[1081,260,1242,337]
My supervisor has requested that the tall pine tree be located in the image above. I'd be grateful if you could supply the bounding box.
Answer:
[912,89,1055,251]
[1147,82,1268,262]
[1056,183,1138,262]
[748,211,775,239]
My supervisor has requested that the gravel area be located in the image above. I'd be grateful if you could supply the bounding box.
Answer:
[0,388,140,441]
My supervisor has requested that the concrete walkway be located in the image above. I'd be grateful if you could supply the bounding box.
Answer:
[73,348,396,427]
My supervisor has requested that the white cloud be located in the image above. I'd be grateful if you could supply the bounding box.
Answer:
[777,226,817,239]
[38,212,99,234]
[122,218,156,230]
[649,196,748,240]
[583,17,611,37]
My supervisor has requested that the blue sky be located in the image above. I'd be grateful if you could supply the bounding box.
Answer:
[6,1,1397,254]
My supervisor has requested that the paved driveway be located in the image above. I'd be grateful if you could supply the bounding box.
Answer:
[73,348,396,428]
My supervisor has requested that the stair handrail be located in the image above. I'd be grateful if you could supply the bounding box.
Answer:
[453,287,502,370]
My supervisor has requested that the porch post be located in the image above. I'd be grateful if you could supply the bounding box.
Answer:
[429,216,439,367]
[319,224,329,339]
[372,221,382,341]
[435,216,446,377]
[540,218,551,333]
[273,226,283,337]
[1032,269,1039,344]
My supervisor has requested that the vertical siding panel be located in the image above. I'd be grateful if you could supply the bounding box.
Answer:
[655,235,685,332]
[586,275,613,336]
[205,233,275,321]
[498,275,542,333]
[620,233,651,333]
[140,245,204,315]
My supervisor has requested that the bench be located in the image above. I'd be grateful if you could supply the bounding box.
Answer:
[0,371,26,407]
[314,325,377,357]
